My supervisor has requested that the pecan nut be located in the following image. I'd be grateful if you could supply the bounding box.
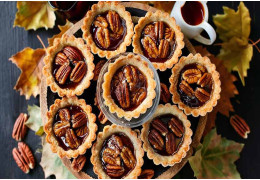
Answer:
[195,88,210,103]
[70,61,87,83]
[158,39,170,58]
[143,24,156,40]
[72,155,86,172]
[165,132,176,155]
[138,169,154,179]
[103,148,120,158]
[72,112,87,129]
[131,88,147,106]
[230,115,250,139]
[106,164,125,178]
[114,82,130,109]
[63,46,83,62]
[55,64,71,85]
[93,60,106,81]
[103,154,121,166]
[124,65,139,92]
[183,69,202,84]
[168,117,184,138]
[59,108,70,122]
[12,113,28,141]
[110,26,124,39]
[98,111,108,124]
[66,129,80,149]
[55,52,69,65]
[197,73,212,87]
[179,80,194,97]
[165,27,174,41]
[96,27,110,49]
[94,16,108,28]
[148,129,164,151]
[196,64,206,73]
[143,36,158,58]
[151,118,168,136]
[120,147,136,169]
[160,83,171,103]
[53,121,70,137]
[107,10,121,33]
[154,21,164,41]
[75,125,88,137]
[110,135,124,151]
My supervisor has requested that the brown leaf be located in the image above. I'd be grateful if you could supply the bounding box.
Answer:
[138,2,175,14]
[194,46,239,136]
[9,48,46,99]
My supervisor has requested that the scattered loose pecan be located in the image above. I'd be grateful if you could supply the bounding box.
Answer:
[72,155,86,172]
[12,113,28,141]
[138,169,154,179]
[72,112,87,129]
[160,83,171,103]
[59,108,70,122]
[230,115,250,139]
[158,39,170,58]
[168,117,184,138]
[195,88,210,103]
[53,121,70,137]
[55,64,71,85]
[120,147,136,169]
[197,73,212,88]
[107,10,121,33]
[165,132,176,155]
[93,60,106,81]
[70,61,87,83]
[96,27,110,49]
[114,82,130,109]
[94,16,108,28]
[183,69,202,84]
[55,52,69,66]
[179,80,194,97]
[106,164,125,178]
[143,36,158,58]
[148,129,164,151]
[151,118,168,136]
[165,27,174,41]
[63,46,83,62]
[66,129,80,149]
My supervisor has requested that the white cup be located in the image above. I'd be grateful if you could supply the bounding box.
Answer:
[171,1,216,45]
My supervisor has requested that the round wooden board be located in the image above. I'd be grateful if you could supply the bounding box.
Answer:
[40,2,207,179]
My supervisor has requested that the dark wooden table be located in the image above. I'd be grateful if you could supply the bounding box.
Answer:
[0,1,259,179]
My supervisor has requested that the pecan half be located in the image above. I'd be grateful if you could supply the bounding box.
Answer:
[12,113,28,141]
[132,88,147,106]
[138,169,154,179]
[165,28,175,41]
[94,16,108,28]
[72,155,86,172]
[197,73,212,87]
[53,121,70,137]
[124,65,139,91]
[154,21,164,41]
[143,24,156,40]
[93,60,106,81]
[110,26,124,39]
[143,36,158,58]
[75,125,88,137]
[59,108,70,122]
[70,61,87,83]
[115,82,130,109]
[72,112,87,129]
[168,117,184,138]
[151,118,168,136]
[179,80,194,97]
[107,10,121,33]
[183,69,202,84]
[55,52,69,65]
[103,148,120,158]
[111,135,124,150]
[120,147,136,169]
[103,154,121,166]
[165,132,176,155]
[158,39,170,58]
[63,46,83,62]
[148,129,164,151]
[96,27,110,49]
[106,164,125,178]
[160,83,171,103]
[195,88,210,103]
[66,129,80,149]
[55,64,71,85]
[197,64,206,73]
[230,115,250,139]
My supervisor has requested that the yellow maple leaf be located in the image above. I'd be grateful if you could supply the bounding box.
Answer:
[138,1,175,14]
[48,20,73,46]
[9,48,46,99]
[14,1,56,31]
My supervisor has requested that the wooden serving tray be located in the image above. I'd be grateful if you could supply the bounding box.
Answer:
[40,2,207,179]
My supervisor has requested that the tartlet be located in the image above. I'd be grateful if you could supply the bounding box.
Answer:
[102,53,156,120]
[169,53,221,117]
[91,124,144,179]
[44,96,97,158]
[43,35,95,97]
[133,10,184,71]
[82,1,134,59]
[141,104,192,167]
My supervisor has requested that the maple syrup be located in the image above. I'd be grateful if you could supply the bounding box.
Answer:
[181,1,204,26]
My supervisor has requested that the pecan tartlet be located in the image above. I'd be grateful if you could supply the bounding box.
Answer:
[91,124,144,179]
[141,104,192,167]
[133,10,184,71]
[44,96,97,158]
[169,53,221,117]
[43,35,95,97]
[102,53,156,120]
[82,1,134,59]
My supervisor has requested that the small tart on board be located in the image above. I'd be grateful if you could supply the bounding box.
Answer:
[169,53,221,117]
[44,96,97,158]
[82,1,134,59]
[91,124,144,179]
[102,53,156,120]
[43,35,95,97]
[133,10,184,71]
[141,104,192,167]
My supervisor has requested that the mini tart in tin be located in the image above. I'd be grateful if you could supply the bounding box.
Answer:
[133,10,184,71]
[44,96,97,158]
[82,1,134,59]
[141,104,192,167]
[169,53,221,117]
[91,124,144,179]
[102,53,156,120]
[43,35,95,97]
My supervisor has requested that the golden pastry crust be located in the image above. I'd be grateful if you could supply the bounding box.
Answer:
[169,53,221,117]
[91,124,144,179]
[133,11,184,71]
[44,96,97,159]
[82,1,134,59]
[141,104,192,167]
[43,35,95,97]
[102,53,156,120]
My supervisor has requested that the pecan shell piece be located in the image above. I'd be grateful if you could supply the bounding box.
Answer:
[230,115,250,139]
[94,16,108,28]
[106,164,125,178]
[120,147,136,169]
[195,88,210,103]
[70,61,87,83]
[138,169,154,179]
[107,10,121,33]
[160,83,171,103]
[151,118,168,136]
[63,46,83,62]
[114,82,130,109]
[165,132,176,155]
[55,52,69,66]
[55,64,71,85]
[53,121,70,137]
[148,129,164,151]
[72,112,87,129]
[93,60,106,81]
[72,155,86,172]
[142,36,158,58]
[12,113,28,141]
[65,129,80,149]
[59,108,70,122]
[197,73,212,88]
[168,117,184,138]
[179,80,194,97]
[183,69,202,84]
[158,39,170,58]
[96,27,110,49]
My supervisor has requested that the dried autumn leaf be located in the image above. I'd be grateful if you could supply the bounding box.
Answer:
[138,1,175,14]
[48,20,73,46]
[25,105,44,136]
[194,46,238,135]
[14,2,56,31]
[189,128,244,179]
[9,48,46,99]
